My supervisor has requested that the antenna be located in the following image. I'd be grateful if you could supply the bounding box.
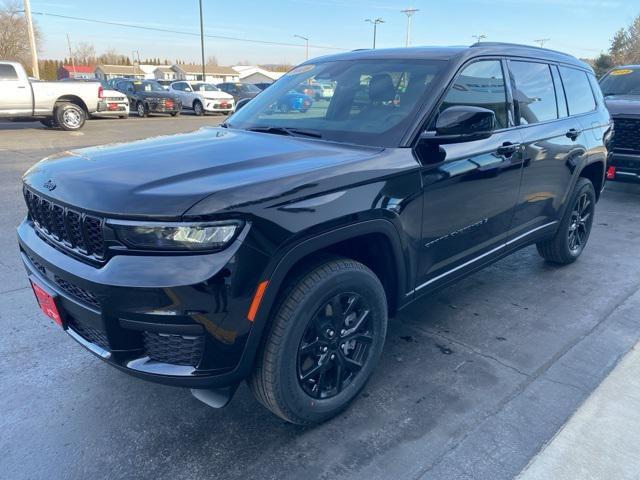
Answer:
[534,38,550,48]
[472,34,487,43]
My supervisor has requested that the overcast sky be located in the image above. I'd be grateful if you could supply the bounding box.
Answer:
[31,0,639,65]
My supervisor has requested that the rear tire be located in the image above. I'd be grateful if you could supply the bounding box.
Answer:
[536,177,596,264]
[54,103,86,131]
[171,111,180,117]
[248,257,388,425]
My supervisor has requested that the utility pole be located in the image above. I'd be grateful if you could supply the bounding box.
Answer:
[534,38,550,48]
[23,0,39,78]
[365,18,385,49]
[199,0,206,81]
[66,34,76,76]
[294,35,309,61]
[472,33,487,44]
[132,50,140,77]
[401,8,419,47]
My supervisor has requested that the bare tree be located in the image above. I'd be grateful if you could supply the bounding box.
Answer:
[72,42,96,65]
[0,0,41,69]
[206,55,218,66]
[98,48,123,65]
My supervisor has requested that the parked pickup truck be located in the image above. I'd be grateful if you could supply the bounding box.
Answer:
[0,61,102,130]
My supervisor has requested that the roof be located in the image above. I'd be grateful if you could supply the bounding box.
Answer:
[96,64,145,75]
[308,43,591,71]
[173,64,238,75]
[154,66,174,73]
[60,65,94,73]
[231,65,284,80]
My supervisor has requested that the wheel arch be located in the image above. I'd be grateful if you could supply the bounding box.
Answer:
[578,160,605,200]
[55,95,88,113]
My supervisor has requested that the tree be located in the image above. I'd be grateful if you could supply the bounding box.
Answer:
[0,0,41,67]
[592,53,614,78]
[607,15,640,65]
[72,42,96,65]
[98,48,123,65]
[206,55,218,66]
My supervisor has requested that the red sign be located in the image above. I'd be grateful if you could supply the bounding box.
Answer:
[31,280,63,327]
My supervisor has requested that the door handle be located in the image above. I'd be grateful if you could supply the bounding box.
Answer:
[496,142,521,157]
[17,85,26,89]
[566,128,582,141]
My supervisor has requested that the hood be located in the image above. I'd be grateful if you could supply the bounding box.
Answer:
[200,91,234,101]
[604,95,640,116]
[23,127,383,219]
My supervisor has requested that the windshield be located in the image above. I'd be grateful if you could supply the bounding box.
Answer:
[600,68,640,96]
[238,83,260,93]
[134,81,165,92]
[227,59,445,147]
[193,83,219,92]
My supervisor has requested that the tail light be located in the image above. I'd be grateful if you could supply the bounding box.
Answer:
[606,166,616,180]
[98,86,104,99]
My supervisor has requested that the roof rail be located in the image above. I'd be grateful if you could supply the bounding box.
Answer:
[470,41,575,58]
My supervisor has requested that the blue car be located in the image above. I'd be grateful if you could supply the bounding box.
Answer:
[272,91,313,113]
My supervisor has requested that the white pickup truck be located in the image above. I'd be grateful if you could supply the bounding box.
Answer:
[0,61,102,130]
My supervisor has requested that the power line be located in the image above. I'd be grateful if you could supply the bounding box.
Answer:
[29,10,347,51]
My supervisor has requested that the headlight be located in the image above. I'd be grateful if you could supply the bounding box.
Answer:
[112,221,242,251]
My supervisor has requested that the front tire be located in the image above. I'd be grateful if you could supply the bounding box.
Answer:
[54,103,86,130]
[248,257,388,425]
[137,102,148,117]
[193,100,204,116]
[536,177,596,264]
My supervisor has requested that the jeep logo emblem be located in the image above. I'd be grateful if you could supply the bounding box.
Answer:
[43,180,56,191]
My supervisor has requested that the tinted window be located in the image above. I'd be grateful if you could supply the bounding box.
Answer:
[172,83,184,91]
[559,67,596,115]
[599,67,640,96]
[551,66,568,118]
[510,61,557,124]
[440,60,508,129]
[0,64,18,80]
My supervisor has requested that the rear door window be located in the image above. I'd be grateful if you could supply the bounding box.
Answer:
[551,66,568,118]
[439,60,509,129]
[510,61,557,125]
[559,67,596,115]
[0,64,18,80]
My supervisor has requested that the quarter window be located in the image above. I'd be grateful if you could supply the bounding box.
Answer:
[510,61,557,124]
[551,66,568,118]
[439,60,508,129]
[559,66,596,115]
[0,64,18,80]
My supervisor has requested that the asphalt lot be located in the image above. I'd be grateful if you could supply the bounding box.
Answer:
[2,116,640,480]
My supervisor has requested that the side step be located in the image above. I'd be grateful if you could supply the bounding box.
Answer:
[191,385,238,408]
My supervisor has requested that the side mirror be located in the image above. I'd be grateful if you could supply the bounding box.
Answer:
[421,106,496,145]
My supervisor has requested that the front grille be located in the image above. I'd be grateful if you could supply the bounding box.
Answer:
[67,316,109,350]
[612,117,640,153]
[24,188,106,260]
[53,275,100,309]
[143,331,204,366]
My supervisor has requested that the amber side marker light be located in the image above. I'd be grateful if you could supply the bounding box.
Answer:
[247,280,269,322]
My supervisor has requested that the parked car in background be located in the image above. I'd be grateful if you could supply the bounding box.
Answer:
[253,82,273,91]
[61,78,129,119]
[169,81,235,115]
[0,61,101,130]
[217,82,261,103]
[19,43,609,425]
[600,66,640,182]
[269,90,313,113]
[115,79,181,117]
[155,80,172,90]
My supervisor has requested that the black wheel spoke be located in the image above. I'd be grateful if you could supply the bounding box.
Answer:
[343,356,363,373]
[300,338,320,355]
[300,359,328,382]
[341,309,369,337]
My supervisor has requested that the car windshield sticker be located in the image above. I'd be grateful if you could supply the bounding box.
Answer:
[610,69,633,76]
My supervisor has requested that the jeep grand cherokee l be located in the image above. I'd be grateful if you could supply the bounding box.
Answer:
[600,65,640,182]
[19,43,609,425]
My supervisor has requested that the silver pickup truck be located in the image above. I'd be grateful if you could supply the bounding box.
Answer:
[0,61,101,130]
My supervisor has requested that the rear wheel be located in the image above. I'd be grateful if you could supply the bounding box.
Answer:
[171,111,180,117]
[54,103,86,131]
[248,257,387,425]
[193,100,204,116]
[536,177,596,264]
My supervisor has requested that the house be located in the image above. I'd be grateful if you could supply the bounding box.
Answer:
[94,65,146,81]
[171,64,239,83]
[232,65,284,84]
[137,64,160,79]
[57,65,95,80]
[154,66,177,81]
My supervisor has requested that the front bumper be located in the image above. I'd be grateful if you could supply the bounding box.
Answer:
[18,219,269,389]
[608,152,640,183]
[204,100,234,113]
[147,100,182,114]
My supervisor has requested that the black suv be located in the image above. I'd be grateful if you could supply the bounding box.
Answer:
[19,44,609,425]
[600,65,640,182]
[115,79,182,117]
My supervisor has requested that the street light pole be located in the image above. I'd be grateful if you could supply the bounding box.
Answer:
[400,8,419,47]
[534,38,550,48]
[365,18,385,49]
[294,34,309,61]
[199,0,206,81]
[23,0,39,78]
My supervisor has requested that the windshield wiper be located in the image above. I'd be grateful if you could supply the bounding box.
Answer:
[247,126,322,139]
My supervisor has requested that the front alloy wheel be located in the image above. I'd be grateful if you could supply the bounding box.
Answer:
[567,192,592,253]
[298,292,373,399]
